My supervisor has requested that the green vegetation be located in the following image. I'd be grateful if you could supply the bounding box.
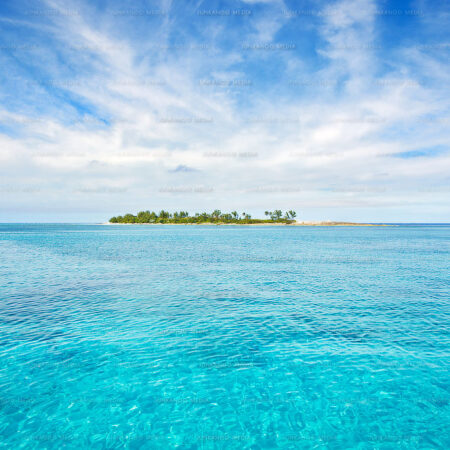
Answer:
[109,210,297,224]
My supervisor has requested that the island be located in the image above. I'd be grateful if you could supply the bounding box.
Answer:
[108,210,385,226]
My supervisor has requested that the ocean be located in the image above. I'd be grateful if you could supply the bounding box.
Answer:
[1,223,449,448]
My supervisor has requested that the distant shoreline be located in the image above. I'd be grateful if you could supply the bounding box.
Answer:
[107,210,394,226]
[103,221,390,226]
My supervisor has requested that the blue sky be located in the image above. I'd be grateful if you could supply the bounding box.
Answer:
[0,0,449,222]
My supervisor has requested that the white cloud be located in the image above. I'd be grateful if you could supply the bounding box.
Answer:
[0,0,449,221]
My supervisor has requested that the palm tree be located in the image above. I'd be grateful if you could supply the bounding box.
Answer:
[272,210,282,221]
[159,210,170,219]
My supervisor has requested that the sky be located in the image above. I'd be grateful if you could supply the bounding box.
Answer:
[0,0,449,223]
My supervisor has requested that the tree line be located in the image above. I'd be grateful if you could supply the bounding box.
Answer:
[109,210,297,224]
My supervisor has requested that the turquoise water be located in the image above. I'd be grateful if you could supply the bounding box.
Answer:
[0,224,449,449]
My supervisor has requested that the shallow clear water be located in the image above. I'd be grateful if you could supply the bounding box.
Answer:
[0,223,449,449]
